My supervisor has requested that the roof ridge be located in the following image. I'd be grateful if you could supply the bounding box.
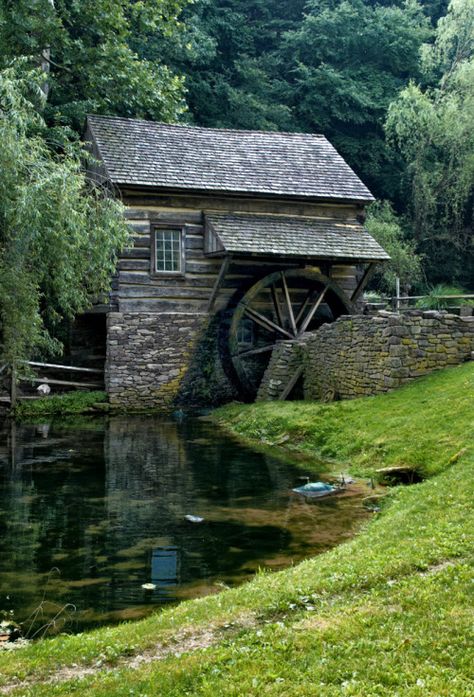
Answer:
[86,114,326,140]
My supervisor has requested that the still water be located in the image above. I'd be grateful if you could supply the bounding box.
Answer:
[0,415,368,635]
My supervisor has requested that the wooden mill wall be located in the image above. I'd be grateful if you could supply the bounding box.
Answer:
[116,191,361,314]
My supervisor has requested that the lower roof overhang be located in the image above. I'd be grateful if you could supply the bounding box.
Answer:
[204,212,390,264]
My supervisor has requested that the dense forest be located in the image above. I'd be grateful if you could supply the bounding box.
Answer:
[0,0,473,360]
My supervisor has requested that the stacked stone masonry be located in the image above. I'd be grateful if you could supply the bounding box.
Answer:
[258,311,474,402]
[106,312,209,409]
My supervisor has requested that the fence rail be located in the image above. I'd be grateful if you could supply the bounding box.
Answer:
[1,360,105,407]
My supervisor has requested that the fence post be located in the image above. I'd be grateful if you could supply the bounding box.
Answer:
[395,277,400,313]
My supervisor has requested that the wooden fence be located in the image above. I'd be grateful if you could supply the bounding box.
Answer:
[0,361,104,407]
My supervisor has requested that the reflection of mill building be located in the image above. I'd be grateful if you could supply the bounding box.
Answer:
[85,117,388,408]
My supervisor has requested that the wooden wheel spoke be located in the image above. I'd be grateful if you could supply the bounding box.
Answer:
[270,284,284,327]
[297,286,328,335]
[243,306,294,339]
[235,343,278,359]
[280,272,297,336]
[295,289,315,327]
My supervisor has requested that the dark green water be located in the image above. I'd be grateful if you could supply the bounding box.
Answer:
[0,415,368,635]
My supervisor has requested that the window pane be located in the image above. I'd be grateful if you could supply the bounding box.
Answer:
[155,229,182,273]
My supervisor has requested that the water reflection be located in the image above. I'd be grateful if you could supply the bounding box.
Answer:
[0,416,368,633]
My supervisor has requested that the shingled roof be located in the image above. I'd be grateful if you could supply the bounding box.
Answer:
[86,115,374,203]
[205,213,390,262]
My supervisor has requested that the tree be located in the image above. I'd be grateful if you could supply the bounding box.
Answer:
[365,202,423,294]
[386,0,474,285]
[147,0,305,131]
[280,0,431,200]
[0,67,129,362]
[0,0,188,132]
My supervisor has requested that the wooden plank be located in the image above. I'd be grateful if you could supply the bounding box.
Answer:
[124,208,203,224]
[279,365,304,401]
[119,286,214,300]
[119,299,208,313]
[298,286,328,335]
[122,194,358,219]
[244,306,294,339]
[281,272,297,336]
[23,361,104,374]
[121,248,150,260]
[18,376,103,388]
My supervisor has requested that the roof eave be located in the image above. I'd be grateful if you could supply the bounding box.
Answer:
[114,182,375,206]
[205,250,390,263]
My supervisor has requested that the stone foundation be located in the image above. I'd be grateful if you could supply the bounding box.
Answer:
[258,311,474,402]
[106,312,209,409]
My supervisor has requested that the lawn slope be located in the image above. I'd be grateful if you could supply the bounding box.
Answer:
[0,364,473,696]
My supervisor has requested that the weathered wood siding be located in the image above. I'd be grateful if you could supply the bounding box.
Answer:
[115,192,361,314]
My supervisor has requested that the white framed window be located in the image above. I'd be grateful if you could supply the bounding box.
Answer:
[152,227,184,275]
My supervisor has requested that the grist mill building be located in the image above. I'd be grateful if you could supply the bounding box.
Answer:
[85,115,389,408]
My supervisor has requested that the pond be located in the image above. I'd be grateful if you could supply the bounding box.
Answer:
[0,415,369,636]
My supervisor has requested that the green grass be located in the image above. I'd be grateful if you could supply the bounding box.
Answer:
[215,363,474,479]
[0,364,473,695]
[13,390,108,418]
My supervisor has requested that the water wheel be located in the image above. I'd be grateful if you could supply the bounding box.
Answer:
[228,269,351,398]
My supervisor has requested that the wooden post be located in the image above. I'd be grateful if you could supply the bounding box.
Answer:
[350,262,376,304]
[395,277,400,313]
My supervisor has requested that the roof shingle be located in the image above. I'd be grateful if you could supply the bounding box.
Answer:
[205,213,390,262]
[86,115,375,203]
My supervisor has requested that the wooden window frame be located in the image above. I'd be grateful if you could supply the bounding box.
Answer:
[151,224,186,278]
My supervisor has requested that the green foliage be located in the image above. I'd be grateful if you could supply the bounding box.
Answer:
[415,283,471,308]
[365,201,423,293]
[13,390,108,418]
[281,0,431,198]
[0,0,187,130]
[0,67,129,362]
[386,0,474,285]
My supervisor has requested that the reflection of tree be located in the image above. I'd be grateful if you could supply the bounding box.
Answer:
[0,415,367,634]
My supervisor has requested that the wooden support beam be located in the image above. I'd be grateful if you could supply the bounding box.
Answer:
[351,263,376,303]
[207,255,231,313]
[281,272,297,336]
[279,365,304,401]
[244,306,294,339]
[298,286,328,335]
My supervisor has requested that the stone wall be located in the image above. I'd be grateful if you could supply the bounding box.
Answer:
[106,312,209,410]
[258,311,474,402]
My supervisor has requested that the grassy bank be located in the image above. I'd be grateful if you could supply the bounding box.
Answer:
[0,365,473,695]
[13,391,108,418]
